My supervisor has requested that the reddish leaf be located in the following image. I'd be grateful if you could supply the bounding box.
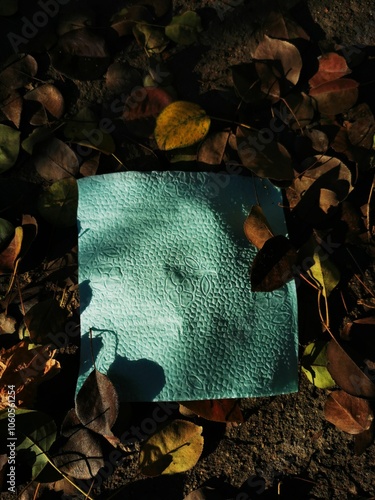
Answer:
[250,235,297,292]
[325,390,373,434]
[309,78,359,115]
[309,52,351,88]
[179,399,243,423]
[122,87,174,137]
[326,340,375,399]
[354,421,374,455]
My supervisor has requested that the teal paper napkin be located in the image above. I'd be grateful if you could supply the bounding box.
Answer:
[77,171,298,402]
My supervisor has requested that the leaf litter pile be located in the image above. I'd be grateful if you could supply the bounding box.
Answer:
[0,0,375,498]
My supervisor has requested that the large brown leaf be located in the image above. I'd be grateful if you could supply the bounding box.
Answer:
[325,390,373,434]
[243,205,274,250]
[327,340,375,399]
[250,235,297,292]
[236,126,293,180]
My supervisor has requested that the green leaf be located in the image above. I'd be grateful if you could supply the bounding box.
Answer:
[301,341,336,389]
[140,419,203,476]
[308,250,340,298]
[0,124,20,173]
[155,101,211,150]
[0,218,15,251]
[37,178,78,228]
[0,409,56,479]
[165,11,203,45]
[133,24,169,56]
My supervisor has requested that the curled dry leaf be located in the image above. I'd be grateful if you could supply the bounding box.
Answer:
[0,341,60,409]
[309,78,359,116]
[290,155,354,223]
[155,101,211,150]
[33,138,79,182]
[140,419,204,476]
[309,52,351,88]
[0,312,16,334]
[325,390,373,434]
[49,28,110,80]
[236,126,293,180]
[243,205,274,250]
[179,399,243,423]
[0,54,37,90]
[133,24,169,56]
[253,35,302,86]
[24,84,64,121]
[326,339,375,399]
[250,235,297,292]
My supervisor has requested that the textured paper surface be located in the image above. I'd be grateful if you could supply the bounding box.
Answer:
[77,171,298,402]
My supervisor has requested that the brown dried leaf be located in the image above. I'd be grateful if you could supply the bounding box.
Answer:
[281,92,316,130]
[24,84,64,121]
[179,399,243,423]
[111,5,152,37]
[309,52,351,88]
[0,312,16,334]
[326,340,375,399]
[325,390,373,434]
[309,78,359,116]
[354,420,374,455]
[346,103,375,149]
[0,226,22,274]
[0,341,60,409]
[236,126,293,180]
[0,89,22,128]
[0,54,38,90]
[33,138,79,182]
[243,205,274,250]
[263,11,310,40]
[253,35,302,86]
[251,235,297,292]
[49,28,110,80]
[197,131,230,165]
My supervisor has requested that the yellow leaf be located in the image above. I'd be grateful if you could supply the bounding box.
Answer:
[308,251,340,298]
[140,419,203,476]
[154,101,211,150]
